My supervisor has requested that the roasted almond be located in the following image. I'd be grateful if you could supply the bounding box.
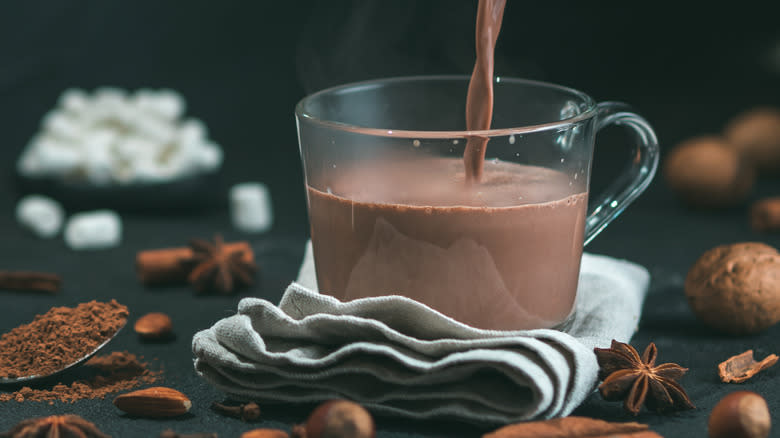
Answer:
[114,387,191,417]
[134,312,173,339]
[240,429,290,438]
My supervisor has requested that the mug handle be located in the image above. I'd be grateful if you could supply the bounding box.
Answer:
[584,102,659,245]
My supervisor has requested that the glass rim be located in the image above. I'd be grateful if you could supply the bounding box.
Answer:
[294,75,598,139]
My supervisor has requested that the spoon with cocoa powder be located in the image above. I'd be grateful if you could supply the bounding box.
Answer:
[0,300,129,385]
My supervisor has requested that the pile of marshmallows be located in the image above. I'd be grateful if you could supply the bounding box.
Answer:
[15,88,272,249]
[17,88,220,185]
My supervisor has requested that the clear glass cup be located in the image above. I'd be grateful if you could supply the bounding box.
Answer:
[296,76,658,330]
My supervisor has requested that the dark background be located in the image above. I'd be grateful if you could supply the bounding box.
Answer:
[1,1,779,437]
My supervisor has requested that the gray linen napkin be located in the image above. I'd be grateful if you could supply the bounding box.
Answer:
[192,241,649,425]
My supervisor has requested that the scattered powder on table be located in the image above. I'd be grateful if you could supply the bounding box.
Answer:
[0,300,128,379]
[0,351,161,403]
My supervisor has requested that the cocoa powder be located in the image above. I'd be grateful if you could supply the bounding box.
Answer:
[0,351,161,403]
[0,300,128,379]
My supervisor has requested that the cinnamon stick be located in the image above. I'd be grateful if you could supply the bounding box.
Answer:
[483,416,662,438]
[136,242,254,286]
[0,271,61,293]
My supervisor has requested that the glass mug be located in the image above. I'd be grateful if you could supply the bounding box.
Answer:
[295,76,658,330]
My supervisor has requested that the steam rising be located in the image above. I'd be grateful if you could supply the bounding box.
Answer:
[295,1,475,93]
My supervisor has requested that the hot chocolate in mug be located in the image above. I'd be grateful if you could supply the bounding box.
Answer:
[296,76,658,330]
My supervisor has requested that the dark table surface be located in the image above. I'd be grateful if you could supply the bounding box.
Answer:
[1,1,780,437]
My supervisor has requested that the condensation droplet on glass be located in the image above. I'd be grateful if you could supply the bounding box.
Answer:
[495,76,501,83]
[569,181,573,186]
[517,196,523,200]
[332,164,337,168]
[508,135,516,144]
[560,158,565,163]
[610,200,619,208]
[515,152,520,157]
[326,187,333,194]
[574,173,578,180]
[453,139,460,145]
[413,139,421,147]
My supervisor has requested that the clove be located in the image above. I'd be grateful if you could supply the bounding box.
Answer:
[159,429,218,438]
[211,401,262,422]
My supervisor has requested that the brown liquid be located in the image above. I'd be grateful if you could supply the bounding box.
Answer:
[464,0,506,183]
[308,158,587,330]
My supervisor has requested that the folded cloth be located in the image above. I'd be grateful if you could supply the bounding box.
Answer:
[192,241,650,425]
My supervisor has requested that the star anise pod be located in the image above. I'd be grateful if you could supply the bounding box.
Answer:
[181,234,257,294]
[594,339,695,415]
[1,415,109,438]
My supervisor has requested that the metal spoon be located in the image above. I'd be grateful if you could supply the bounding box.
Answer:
[0,320,126,385]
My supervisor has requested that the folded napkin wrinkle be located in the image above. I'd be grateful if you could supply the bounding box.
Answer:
[193,241,650,424]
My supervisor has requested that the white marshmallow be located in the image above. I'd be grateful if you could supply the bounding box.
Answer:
[16,150,42,177]
[91,87,128,121]
[16,195,64,238]
[34,138,82,176]
[82,128,118,151]
[134,113,175,143]
[94,87,126,99]
[81,130,119,185]
[115,135,159,162]
[58,88,90,115]
[230,182,273,233]
[131,89,158,111]
[43,111,84,141]
[177,118,206,145]
[154,150,192,180]
[111,99,142,127]
[83,156,114,185]
[153,89,185,120]
[93,87,127,106]
[193,142,223,171]
[64,210,122,250]
[81,152,113,185]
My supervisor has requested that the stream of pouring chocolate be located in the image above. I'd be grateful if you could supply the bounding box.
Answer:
[463,0,507,184]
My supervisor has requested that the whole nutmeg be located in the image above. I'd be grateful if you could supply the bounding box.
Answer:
[297,400,374,438]
[134,312,174,340]
[709,391,771,438]
[685,242,780,334]
[725,107,780,173]
[664,136,755,207]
